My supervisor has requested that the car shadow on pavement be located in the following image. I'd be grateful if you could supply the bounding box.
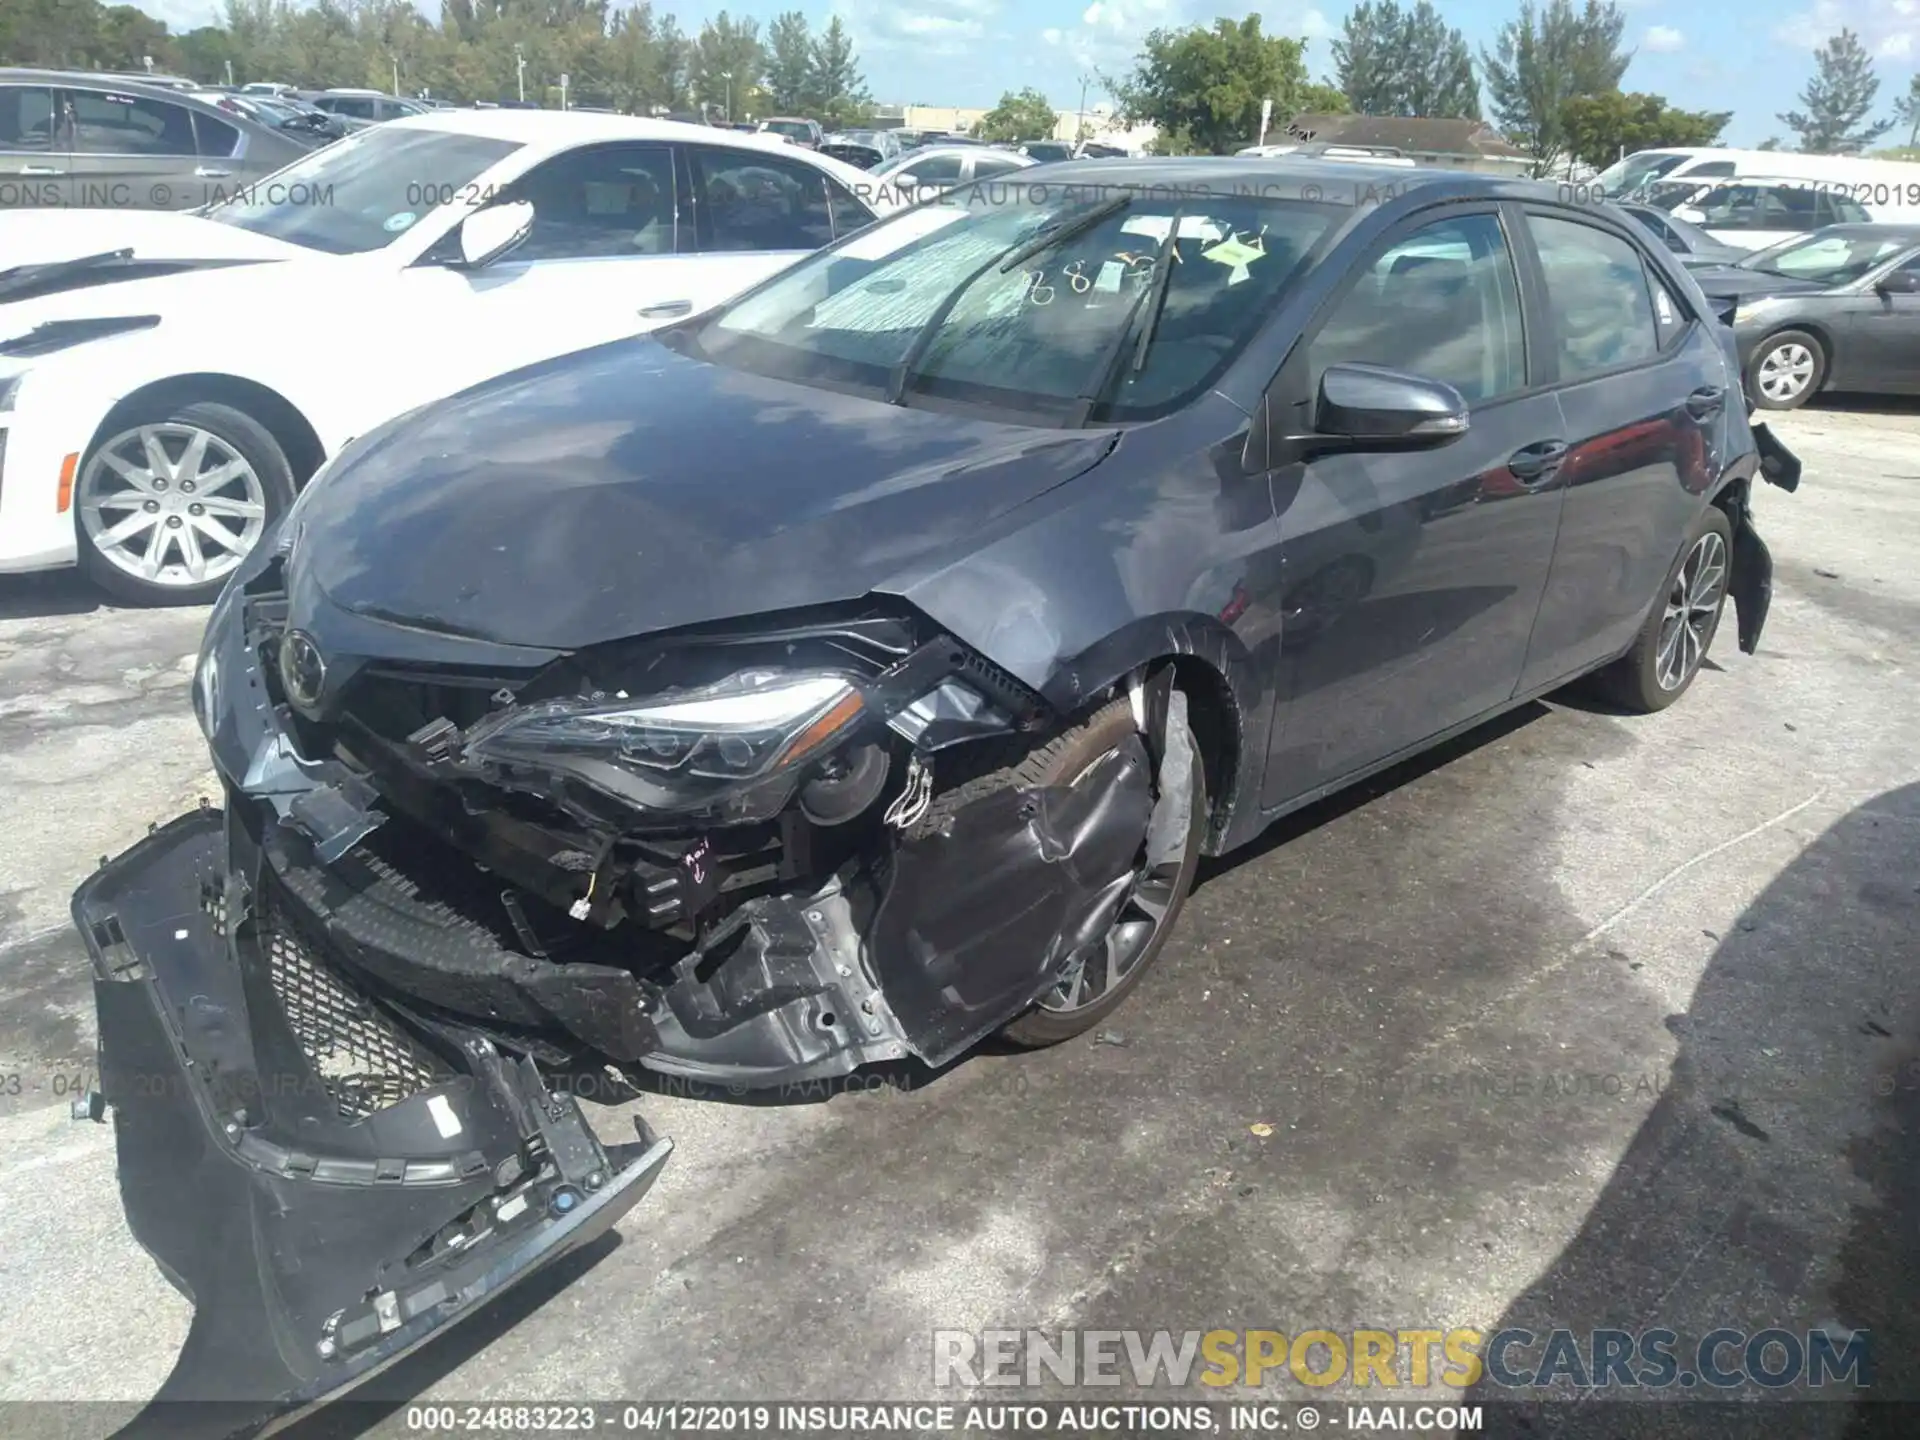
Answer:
[1467,781,1920,1438]
[0,570,105,620]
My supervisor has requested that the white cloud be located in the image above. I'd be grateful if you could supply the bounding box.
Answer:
[1643,24,1686,52]
[143,0,224,30]
[839,0,1002,57]
[1774,0,1920,57]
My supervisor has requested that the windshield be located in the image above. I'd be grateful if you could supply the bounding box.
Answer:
[677,182,1339,425]
[1739,231,1916,284]
[763,121,813,140]
[202,126,520,255]
[1596,152,1689,198]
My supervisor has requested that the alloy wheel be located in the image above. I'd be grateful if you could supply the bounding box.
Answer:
[1655,530,1728,691]
[1039,745,1189,1015]
[1756,341,1815,405]
[79,424,268,590]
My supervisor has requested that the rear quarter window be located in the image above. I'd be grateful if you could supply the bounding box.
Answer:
[1526,213,1661,381]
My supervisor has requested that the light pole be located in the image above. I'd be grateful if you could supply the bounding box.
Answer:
[722,70,734,124]
[515,44,526,105]
[391,56,400,97]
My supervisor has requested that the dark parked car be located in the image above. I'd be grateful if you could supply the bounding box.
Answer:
[1019,139,1077,163]
[818,127,901,169]
[1691,223,1920,409]
[0,68,310,209]
[74,158,1799,1424]
[308,89,431,123]
[1618,201,1747,266]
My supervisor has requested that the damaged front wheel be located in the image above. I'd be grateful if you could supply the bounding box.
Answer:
[985,694,1207,1048]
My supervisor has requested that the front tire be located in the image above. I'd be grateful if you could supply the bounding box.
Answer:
[76,400,293,607]
[1591,507,1733,713]
[978,693,1207,1048]
[1746,329,1825,411]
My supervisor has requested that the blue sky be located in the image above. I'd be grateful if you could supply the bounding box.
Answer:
[140,0,1920,146]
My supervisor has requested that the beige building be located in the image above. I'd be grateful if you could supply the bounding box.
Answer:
[872,102,1157,154]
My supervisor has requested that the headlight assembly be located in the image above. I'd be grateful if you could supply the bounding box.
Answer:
[462,670,871,822]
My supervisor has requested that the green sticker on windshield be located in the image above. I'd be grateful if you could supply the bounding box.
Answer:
[1201,229,1266,285]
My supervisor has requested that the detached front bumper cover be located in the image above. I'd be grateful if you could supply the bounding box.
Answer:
[74,807,670,1438]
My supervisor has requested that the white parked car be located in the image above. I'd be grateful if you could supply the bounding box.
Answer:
[0,110,896,604]
[1641,176,1876,252]
[870,144,1035,202]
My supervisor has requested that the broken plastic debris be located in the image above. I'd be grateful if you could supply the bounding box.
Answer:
[1249,1122,1274,1137]
[1094,1030,1128,1047]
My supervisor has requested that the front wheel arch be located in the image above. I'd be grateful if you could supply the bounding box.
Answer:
[88,374,327,491]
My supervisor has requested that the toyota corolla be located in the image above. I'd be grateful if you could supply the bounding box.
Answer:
[71,160,1799,1426]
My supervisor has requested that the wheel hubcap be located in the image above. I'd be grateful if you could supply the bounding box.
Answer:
[1040,742,1191,1016]
[1758,342,1814,403]
[79,423,267,589]
[1655,531,1728,691]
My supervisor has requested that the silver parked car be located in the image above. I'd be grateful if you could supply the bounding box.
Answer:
[0,69,309,210]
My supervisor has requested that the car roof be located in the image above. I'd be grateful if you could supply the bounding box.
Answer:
[374,109,887,193]
[1802,222,1920,242]
[1001,155,1555,206]
[0,68,285,128]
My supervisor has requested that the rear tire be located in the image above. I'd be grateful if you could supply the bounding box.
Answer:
[1746,329,1825,411]
[939,694,1207,1049]
[76,399,294,607]
[1590,506,1733,714]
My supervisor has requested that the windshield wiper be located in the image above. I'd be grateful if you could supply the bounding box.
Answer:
[884,195,1133,406]
[1070,207,1184,426]
[0,248,134,300]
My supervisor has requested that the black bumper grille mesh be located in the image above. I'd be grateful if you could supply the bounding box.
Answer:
[203,886,449,1119]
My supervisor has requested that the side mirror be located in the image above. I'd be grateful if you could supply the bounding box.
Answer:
[1674,206,1707,224]
[1313,363,1469,449]
[1876,269,1920,295]
[452,200,535,269]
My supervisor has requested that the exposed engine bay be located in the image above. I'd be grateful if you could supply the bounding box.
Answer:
[201,551,1199,1088]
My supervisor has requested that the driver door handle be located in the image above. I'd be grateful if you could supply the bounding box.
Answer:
[1508,439,1569,483]
[20,165,64,176]
[639,299,692,319]
[1686,385,1726,418]
[194,166,232,178]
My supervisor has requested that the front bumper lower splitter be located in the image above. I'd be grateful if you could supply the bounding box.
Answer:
[73,807,671,1439]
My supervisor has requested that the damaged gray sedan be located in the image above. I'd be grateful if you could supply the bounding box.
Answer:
[72,159,1801,1427]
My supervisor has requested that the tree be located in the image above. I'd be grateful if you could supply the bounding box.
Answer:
[1333,1,1481,120]
[1482,0,1630,174]
[763,11,811,114]
[1891,72,1920,150]
[805,15,869,127]
[1559,90,1730,169]
[692,12,762,121]
[977,87,1058,143]
[1778,28,1893,154]
[1296,81,1350,115]
[1756,136,1784,151]
[1110,16,1309,155]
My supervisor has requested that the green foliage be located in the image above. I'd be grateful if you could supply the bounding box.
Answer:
[1559,90,1730,169]
[1481,0,1630,173]
[1887,72,1920,149]
[1779,28,1894,154]
[1333,1,1481,120]
[1296,81,1349,115]
[1110,16,1310,156]
[0,0,870,117]
[977,87,1059,143]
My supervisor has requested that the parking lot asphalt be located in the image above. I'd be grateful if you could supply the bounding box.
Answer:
[0,403,1916,1434]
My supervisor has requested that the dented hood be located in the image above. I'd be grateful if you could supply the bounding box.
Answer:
[291,336,1118,650]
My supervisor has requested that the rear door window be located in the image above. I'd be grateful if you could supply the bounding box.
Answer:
[689,147,835,252]
[68,89,197,156]
[1308,212,1527,404]
[900,152,964,185]
[192,111,240,158]
[1525,214,1661,380]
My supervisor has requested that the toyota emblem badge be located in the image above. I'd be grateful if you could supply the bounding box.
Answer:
[279,630,327,710]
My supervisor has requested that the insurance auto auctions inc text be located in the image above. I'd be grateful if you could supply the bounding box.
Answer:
[933,1326,1870,1392]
